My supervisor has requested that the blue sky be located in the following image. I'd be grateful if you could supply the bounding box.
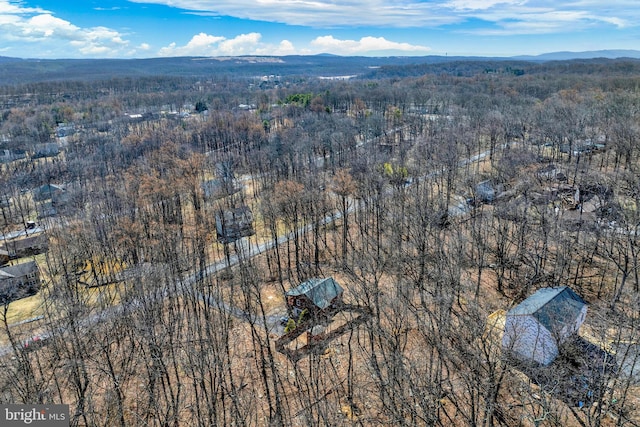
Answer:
[0,0,637,58]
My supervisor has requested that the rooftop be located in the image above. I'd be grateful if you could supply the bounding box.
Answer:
[508,286,587,332]
[286,277,343,310]
[0,260,38,280]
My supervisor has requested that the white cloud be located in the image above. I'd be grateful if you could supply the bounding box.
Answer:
[0,0,133,57]
[0,0,46,15]
[158,32,430,56]
[310,35,431,54]
[129,0,459,27]
[447,0,525,11]
[128,0,638,33]
[158,32,226,56]
[218,32,262,55]
[25,14,80,38]
[450,0,632,35]
[158,32,301,56]
[158,32,261,56]
[467,7,629,35]
[273,40,297,55]
[0,0,636,58]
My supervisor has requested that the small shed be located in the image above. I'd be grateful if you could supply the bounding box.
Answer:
[474,180,504,204]
[502,286,587,366]
[285,277,344,318]
[536,164,567,182]
[201,179,240,200]
[215,206,255,243]
[32,183,66,202]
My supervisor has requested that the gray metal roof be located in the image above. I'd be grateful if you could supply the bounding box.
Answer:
[508,286,586,333]
[0,260,38,280]
[286,277,343,310]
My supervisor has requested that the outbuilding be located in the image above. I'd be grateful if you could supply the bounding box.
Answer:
[285,277,344,319]
[502,286,587,365]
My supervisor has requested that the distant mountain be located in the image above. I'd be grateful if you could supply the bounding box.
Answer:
[0,51,639,85]
[0,56,22,63]
[0,55,481,85]
[513,50,640,61]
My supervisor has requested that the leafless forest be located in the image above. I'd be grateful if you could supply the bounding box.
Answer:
[1,58,640,426]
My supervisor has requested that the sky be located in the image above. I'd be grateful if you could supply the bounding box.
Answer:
[0,0,638,59]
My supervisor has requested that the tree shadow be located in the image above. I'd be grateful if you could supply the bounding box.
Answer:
[505,335,617,408]
[275,304,372,362]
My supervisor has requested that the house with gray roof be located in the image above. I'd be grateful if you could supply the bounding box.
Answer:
[32,142,60,159]
[0,233,48,259]
[502,286,587,365]
[201,178,240,200]
[32,183,66,203]
[285,277,344,318]
[0,149,26,163]
[0,260,40,304]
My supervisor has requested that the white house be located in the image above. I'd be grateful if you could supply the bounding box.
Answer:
[502,286,587,365]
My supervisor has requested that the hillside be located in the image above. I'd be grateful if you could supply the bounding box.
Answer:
[1,51,639,85]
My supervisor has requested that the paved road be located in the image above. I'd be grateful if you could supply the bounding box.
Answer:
[1,140,499,358]
[0,209,345,357]
[0,226,45,241]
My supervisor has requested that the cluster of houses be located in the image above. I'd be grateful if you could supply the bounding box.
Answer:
[465,157,618,236]
[283,277,591,369]
[0,124,73,164]
[0,220,47,305]
[0,143,60,163]
[281,277,613,406]
[0,237,44,305]
[281,277,592,369]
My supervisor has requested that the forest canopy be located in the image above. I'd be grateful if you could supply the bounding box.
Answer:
[1,56,640,426]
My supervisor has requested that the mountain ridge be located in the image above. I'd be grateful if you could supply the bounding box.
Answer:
[0,50,639,85]
[2,49,639,63]
[512,49,640,61]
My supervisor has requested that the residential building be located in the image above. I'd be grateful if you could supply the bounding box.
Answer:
[0,261,40,304]
[285,277,344,319]
[502,286,587,365]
